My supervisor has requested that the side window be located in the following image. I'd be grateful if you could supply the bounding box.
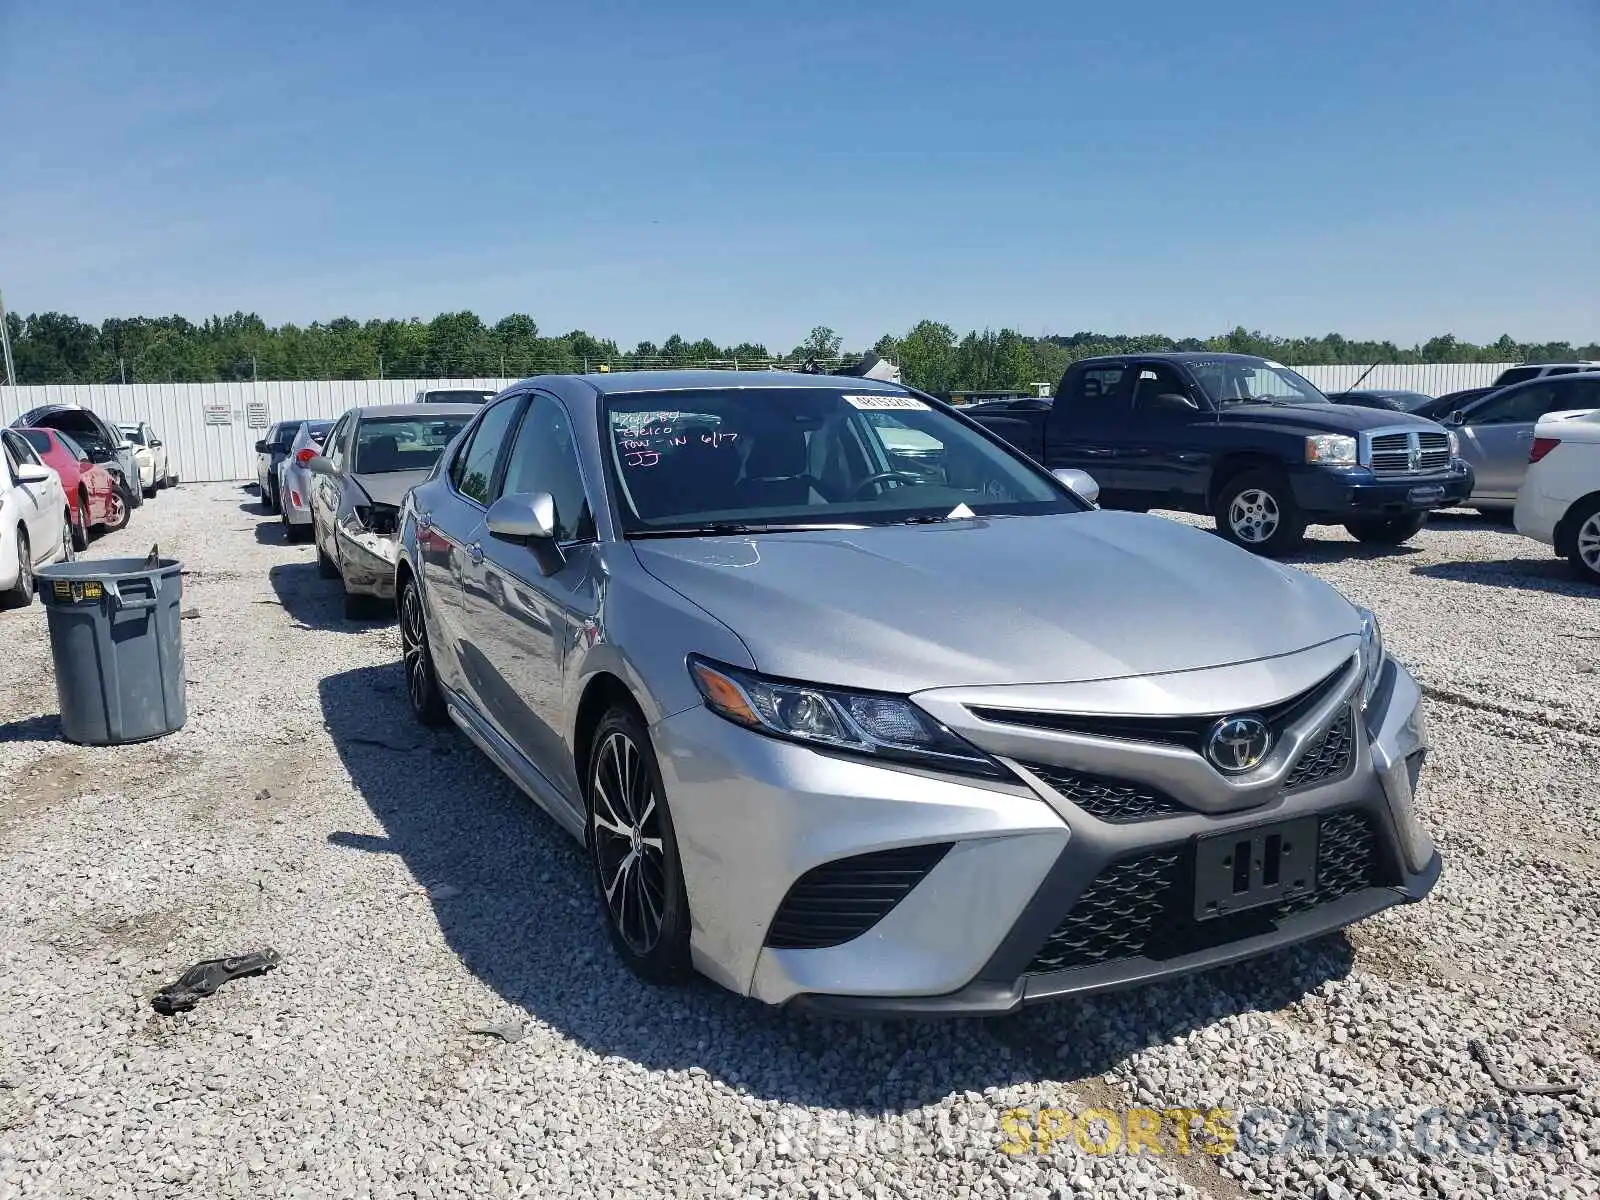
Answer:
[1564,378,1600,407]
[501,395,595,541]
[452,396,524,505]
[4,430,41,467]
[1472,384,1553,425]
[1129,364,1193,413]
[1065,364,1128,410]
[324,415,352,470]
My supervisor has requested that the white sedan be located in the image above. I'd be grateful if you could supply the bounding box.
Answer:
[117,422,174,497]
[1514,407,1600,582]
[1,429,73,607]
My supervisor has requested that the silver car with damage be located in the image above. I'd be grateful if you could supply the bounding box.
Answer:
[305,404,477,616]
[394,371,1441,1015]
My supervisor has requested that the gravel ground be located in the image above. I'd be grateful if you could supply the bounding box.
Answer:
[0,488,1596,1200]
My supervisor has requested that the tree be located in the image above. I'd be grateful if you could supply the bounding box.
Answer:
[895,320,958,392]
[792,325,842,363]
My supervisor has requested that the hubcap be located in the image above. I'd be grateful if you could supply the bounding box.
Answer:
[1579,513,1600,573]
[591,731,666,955]
[1228,488,1281,544]
[400,586,432,711]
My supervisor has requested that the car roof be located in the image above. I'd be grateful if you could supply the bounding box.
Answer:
[1072,351,1280,366]
[353,402,486,418]
[527,369,911,396]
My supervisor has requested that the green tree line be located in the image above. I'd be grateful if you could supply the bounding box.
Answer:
[5,309,1595,393]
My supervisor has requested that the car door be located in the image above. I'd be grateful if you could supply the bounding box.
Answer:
[311,413,355,556]
[2,431,58,557]
[1049,362,1137,502]
[1456,382,1562,502]
[422,394,527,702]
[463,391,598,810]
[1120,361,1212,509]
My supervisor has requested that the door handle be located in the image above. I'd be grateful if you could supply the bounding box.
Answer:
[1515,431,1534,440]
[466,542,484,564]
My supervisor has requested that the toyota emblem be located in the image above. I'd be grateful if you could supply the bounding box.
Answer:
[1206,715,1273,773]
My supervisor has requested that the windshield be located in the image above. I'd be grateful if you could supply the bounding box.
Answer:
[1186,359,1329,407]
[118,426,146,445]
[603,387,1081,533]
[424,390,495,404]
[354,416,472,474]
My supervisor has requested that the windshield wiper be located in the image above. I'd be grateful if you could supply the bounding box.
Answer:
[629,521,865,539]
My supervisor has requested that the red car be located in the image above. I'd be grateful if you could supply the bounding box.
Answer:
[16,427,131,549]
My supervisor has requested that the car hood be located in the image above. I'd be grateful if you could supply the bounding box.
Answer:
[1214,403,1443,434]
[632,510,1360,692]
[351,470,431,507]
[13,406,119,442]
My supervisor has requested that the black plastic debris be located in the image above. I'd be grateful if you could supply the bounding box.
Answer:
[151,949,281,1015]
[466,1021,525,1044]
[1469,1038,1581,1097]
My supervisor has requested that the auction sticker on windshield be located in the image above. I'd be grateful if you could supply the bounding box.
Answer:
[843,395,929,411]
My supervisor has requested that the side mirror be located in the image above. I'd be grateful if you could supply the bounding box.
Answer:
[487,492,565,574]
[16,463,53,485]
[254,440,269,453]
[1053,467,1100,506]
[1448,411,1465,426]
[1153,392,1200,413]
[306,454,337,477]
[151,439,163,448]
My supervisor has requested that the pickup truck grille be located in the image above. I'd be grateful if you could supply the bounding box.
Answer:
[1368,431,1452,476]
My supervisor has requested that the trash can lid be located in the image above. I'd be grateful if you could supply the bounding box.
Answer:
[37,557,182,581]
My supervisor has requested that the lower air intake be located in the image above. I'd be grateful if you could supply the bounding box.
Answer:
[765,843,953,950]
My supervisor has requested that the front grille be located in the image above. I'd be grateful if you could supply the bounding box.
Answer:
[1369,430,1452,476]
[1284,707,1355,791]
[764,843,952,950]
[971,660,1351,753]
[1025,810,1381,974]
[1024,764,1186,821]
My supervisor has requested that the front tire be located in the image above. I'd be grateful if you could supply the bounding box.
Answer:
[1213,468,1306,556]
[398,575,449,725]
[1562,497,1600,584]
[1345,513,1427,546]
[586,706,692,985]
[102,486,132,534]
[262,480,279,514]
[316,527,340,579]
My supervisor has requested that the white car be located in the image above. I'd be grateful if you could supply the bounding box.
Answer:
[1514,407,1600,582]
[117,422,174,497]
[275,418,335,542]
[1,429,74,607]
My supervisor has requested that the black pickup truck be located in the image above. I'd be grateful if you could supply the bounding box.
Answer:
[968,352,1474,555]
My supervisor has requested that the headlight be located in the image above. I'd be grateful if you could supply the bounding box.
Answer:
[688,656,1003,777]
[1305,434,1358,466]
[1357,606,1384,707]
[1447,430,1460,457]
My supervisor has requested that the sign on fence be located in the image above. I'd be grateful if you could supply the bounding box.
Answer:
[203,404,232,426]
[245,401,269,428]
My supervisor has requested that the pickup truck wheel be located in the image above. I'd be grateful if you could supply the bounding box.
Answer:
[1214,469,1305,556]
[1344,514,1427,546]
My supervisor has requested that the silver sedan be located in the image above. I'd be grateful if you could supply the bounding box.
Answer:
[394,371,1440,1015]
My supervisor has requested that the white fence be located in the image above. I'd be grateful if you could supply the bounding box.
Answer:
[0,364,1514,483]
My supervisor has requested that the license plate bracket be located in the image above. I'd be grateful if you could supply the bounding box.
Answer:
[1407,484,1445,505]
[1193,816,1319,921]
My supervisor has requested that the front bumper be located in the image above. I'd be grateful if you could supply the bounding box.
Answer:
[654,655,1438,1016]
[335,524,400,597]
[1288,463,1473,519]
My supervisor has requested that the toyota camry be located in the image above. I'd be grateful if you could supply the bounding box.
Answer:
[392,371,1440,1015]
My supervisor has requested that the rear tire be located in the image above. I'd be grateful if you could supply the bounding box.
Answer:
[586,705,693,986]
[71,497,90,551]
[1561,497,1600,584]
[2,528,35,608]
[1213,468,1306,556]
[398,575,449,726]
[1344,513,1427,546]
[60,509,75,562]
[102,486,132,534]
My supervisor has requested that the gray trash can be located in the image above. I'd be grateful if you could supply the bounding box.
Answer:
[36,556,187,746]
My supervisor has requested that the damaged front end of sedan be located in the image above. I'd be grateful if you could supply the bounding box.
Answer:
[338,501,403,598]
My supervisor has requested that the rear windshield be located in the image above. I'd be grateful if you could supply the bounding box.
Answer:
[354,416,473,474]
[119,426,146,445]
[423,390,495,404]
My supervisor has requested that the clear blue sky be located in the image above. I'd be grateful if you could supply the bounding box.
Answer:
[2,0,1595,350]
